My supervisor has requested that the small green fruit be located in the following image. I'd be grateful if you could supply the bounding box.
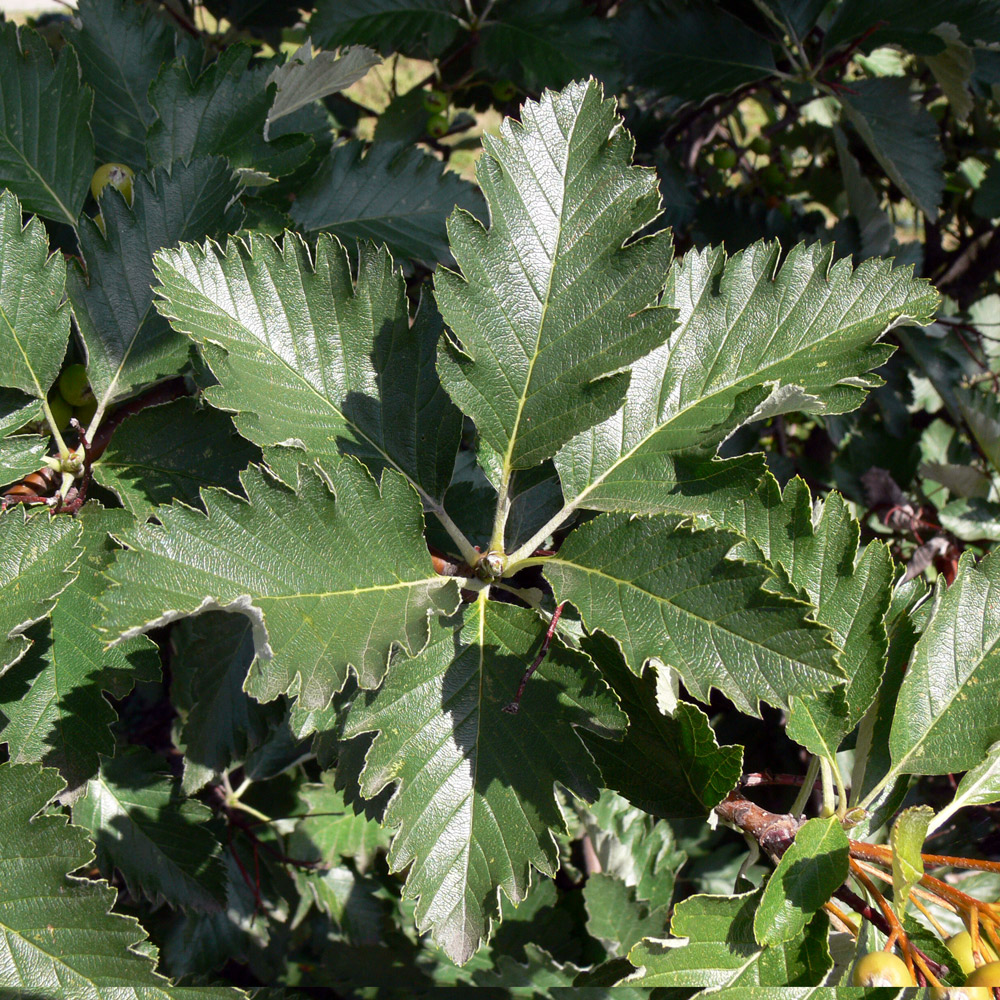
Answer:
[58,364,94,407]
[947,931,998,975]
[93,212,106,236]
[74,397,98,429]
[492,79,517,102]
[90,162,134,204]
[426,113,450,138]
[47,391,73,432]
[750,135,771,155]
[761,162,786,191]
[851,951,916,987]
[930,988,993,999]
[421,89,449,113]
[712,147,738,170]
[965,960,1000,986]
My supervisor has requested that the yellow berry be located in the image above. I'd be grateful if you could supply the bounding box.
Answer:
[947,932,999,975]
[965,960,1000,986]
[90,162,134,204]
[851,950,916,987]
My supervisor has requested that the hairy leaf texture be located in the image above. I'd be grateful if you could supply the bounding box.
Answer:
[435,78,677,472]
[345,598,625,964]
[544,513,842,715]
[100,461,459,711]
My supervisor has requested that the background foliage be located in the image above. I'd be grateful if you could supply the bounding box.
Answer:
[1,0,1000,995]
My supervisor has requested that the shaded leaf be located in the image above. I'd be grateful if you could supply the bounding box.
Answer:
[72,746,226,910]
[0,506,158,792]
[170,611,282,793]
[70,0,182,168]
[839,77,944,220]
[93,397,259,518]
[435,78,675,471]
[310,0,464,57]
[153,233,462,506]
[291,139,484,265]
[287,772,390,870]
[0,22,93,226]
[579,633,742,818]
[100,462,459,709]
[544,513,842,715]
[577,790,685,912]
[148,45,314,179]
[615,2,777,101]
[476,0,621,91]
[0,762,242,997]
[67,158,244,407]
[344,598,625,964]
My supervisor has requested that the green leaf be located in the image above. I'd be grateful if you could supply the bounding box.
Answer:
[929,740,1000,834]
[0,189,71,400]
[93,397,259,518]
[310,0,465,56]
[544,513,842,715]
[70,0,182,168]
[957,384,1000,476]
[170,611,283,793]
[434,78,675,472]
[825,0,1000,54]
[291,139,485,266]
[549,240,939,524]
[615,2,777,101]
[578,633,742,818]
[148,45,314,179]
[0,506,158,792]
[72,746,226,910]
[584,872,669,956]
[938,497,1000,542]
[578,791,686,913]
[67,158,244,407]
[714,476,893,760]
[0,434,48,486]
[100,461,459,709]
[0,387,42,438]
[627,889,832,986]
[475,0,621,91]
[344,598,625,964]
[754,817,850,946]
[0,510,80,672]
[0,22,93,226]
[839,77,944,220]
[886,549,1000,778]
[833,125,892,259]
[471,942,583,989]
[0,762,242,997]
[266,42,380,131]
[153,233,462,506]
[286,772,390,870]
[890,804,933,919]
